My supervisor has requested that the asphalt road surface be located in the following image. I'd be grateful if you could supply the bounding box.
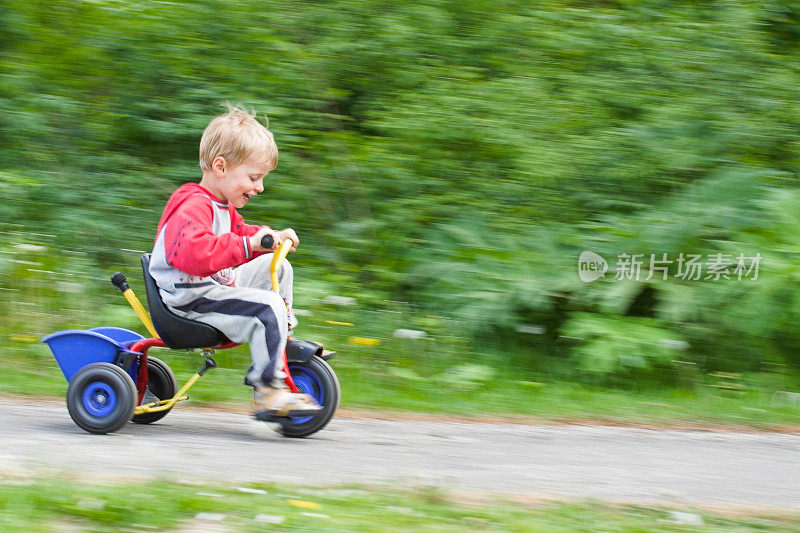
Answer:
[1,398,798,510]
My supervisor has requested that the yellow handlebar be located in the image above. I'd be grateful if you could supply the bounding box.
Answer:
[269,238,295,291]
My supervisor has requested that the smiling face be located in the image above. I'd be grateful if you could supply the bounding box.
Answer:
[202,152,271,208]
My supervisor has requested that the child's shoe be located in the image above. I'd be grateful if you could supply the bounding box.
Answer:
[253,386,322,418]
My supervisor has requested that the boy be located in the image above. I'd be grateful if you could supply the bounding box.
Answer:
[149,107,321,416]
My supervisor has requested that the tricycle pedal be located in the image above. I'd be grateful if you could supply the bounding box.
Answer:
[254,408,319,421]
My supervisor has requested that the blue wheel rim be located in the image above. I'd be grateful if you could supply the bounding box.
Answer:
[82,381,117,417]
[288,365,323,424]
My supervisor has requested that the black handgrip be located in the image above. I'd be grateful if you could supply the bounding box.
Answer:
[260,234,274,249]
[111,272,130,293]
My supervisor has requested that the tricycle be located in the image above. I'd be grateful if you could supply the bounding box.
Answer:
[41,237,339,438]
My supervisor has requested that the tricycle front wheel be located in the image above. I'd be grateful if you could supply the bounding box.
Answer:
[276,355,340,438]
[66,362,137,434]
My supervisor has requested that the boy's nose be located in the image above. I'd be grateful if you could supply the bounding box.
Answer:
[254,180,264,193]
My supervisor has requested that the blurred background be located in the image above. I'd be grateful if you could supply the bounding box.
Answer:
[2,0,800,420]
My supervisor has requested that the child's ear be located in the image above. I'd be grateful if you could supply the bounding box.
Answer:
[212,156,227,177]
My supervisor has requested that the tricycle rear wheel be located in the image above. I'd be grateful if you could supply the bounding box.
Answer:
[66,362,137,434]
[132,356,177,425]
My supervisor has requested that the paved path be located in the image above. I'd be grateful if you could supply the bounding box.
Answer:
[1,398,798,509]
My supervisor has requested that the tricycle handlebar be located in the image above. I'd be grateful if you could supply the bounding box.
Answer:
[269,238,295,292]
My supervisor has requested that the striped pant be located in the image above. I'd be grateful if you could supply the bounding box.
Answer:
[171,254,296,388]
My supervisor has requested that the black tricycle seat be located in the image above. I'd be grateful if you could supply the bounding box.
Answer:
[141,254,226,349]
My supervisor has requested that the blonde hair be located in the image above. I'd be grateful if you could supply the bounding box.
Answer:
[199,106,278,171]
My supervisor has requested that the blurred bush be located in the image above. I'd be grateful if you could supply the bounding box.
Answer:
[561,313,685,386]
[2,0,800,385]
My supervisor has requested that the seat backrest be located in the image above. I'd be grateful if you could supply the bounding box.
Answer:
[140,254,225,349]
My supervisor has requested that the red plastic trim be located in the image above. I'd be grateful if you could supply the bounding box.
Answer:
[282,347,299,393]
[129,338,167,353]
[215,340,239,350]
[129,338,166,405]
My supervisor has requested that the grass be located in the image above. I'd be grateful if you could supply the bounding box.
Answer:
[2,476,799,532]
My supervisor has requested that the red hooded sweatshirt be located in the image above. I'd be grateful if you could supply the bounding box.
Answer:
[149,183,269,307]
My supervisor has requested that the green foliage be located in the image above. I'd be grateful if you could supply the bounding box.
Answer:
[410,218,578,333]
[562,313,686,385]
[2,0,800,388]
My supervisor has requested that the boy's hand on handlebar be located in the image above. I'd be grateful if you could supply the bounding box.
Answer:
[250,227,280,253]
[277,228,299,251]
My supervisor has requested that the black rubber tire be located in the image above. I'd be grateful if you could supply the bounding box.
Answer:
[276,355,340,438]
[66,362,137,434]
[132,356,178,425]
